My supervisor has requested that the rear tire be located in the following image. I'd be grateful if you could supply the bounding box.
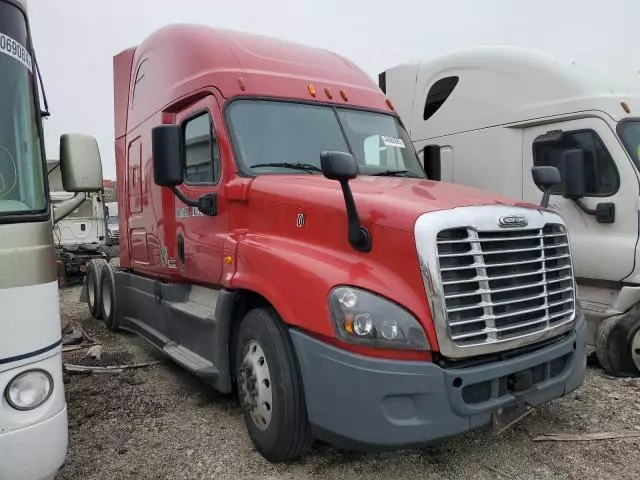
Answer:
[235,308,312,462]
[98,245,119,260]
[595,305,640,377]
[86,259,107,319]
[100,263,120,331]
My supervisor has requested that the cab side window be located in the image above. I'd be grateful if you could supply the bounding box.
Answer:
[533,129,619,196]
[183,112,221,184]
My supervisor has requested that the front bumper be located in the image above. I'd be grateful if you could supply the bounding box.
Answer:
[0,406,68,480]
[291,312,586,450]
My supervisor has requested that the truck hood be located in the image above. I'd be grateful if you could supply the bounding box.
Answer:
[248,175,538,232]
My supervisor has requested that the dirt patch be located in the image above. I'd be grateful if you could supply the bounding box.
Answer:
[56,286,640,480]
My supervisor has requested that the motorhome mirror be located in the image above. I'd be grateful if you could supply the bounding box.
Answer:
[152,125,184,187]
[423,145,441,181]
[561,149,587,199]
[59,134,104,192]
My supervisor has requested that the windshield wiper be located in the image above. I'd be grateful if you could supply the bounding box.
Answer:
[250,162,322,174]
[371,169,410,177]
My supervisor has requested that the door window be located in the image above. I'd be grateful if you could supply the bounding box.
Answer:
[533,129,619,196]
[183,112,221,184]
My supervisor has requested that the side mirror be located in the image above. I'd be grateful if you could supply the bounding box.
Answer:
[532,165,561,208]
[152,125,184,187]
[423,144,441,181]
[320,151,371,253]
[320,150,358,181]
[561,149,587,199]
[59,134,103,192]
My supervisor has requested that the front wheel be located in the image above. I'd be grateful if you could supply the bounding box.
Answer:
[595,305,640,377]
[235,308,312,462]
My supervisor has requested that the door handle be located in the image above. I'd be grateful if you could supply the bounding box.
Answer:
[177,233,185,264]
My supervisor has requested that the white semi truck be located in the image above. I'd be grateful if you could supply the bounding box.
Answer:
[381,46,640,377]
[0,1,103,479]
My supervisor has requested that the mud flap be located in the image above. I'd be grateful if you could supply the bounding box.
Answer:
[79,277,89,303]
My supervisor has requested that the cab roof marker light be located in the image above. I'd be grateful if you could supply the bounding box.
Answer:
[386,98,394,111]
[238,76,246,91]
[340,90,348,102]
[308,84,317,97]
[324,87,333,100]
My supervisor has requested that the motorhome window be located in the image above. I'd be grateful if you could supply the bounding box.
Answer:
[618,120,640,167]
[423,76,459,121]
[227,100,425,178]
[183,112,220,184]
[533,129,619,197]
[0,2,46,216]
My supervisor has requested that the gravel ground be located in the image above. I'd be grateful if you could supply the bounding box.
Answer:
[56,285,640,480]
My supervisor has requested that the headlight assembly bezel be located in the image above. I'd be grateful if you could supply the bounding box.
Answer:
[327,286,430,351]
[4,369,54,411]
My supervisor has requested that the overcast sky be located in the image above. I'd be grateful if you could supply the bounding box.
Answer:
[29,0,639,179]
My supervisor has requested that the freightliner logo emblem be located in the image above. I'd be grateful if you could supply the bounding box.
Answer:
[498,215,528,228]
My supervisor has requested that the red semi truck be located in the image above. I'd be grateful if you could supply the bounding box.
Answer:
[82,24,586,461]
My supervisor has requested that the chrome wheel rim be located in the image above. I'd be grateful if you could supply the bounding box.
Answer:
[239,340,272,431]
[632,329,640,372]
[102,279,111,318]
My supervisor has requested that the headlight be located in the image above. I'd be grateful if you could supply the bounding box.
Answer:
[328,286,430,350]
[5,369,53,411]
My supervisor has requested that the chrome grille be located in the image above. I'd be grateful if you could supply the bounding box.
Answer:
[436,224,575,347]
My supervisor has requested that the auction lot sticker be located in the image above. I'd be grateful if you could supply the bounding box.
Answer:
[0,32,32,72]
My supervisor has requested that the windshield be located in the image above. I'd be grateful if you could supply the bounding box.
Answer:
[227,100,425,178]
[618,120,640,166]
[0,1,46,217]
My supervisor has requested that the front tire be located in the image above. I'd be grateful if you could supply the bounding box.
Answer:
[595,305,640,377]
[235,308,312,462]
[86,259,107,319]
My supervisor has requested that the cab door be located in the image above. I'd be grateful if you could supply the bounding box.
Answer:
[172,94,228,285]
[522,117,640,283]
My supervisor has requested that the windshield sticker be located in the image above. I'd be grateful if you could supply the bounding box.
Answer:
[0,33,32,72]
[381,136,405,148]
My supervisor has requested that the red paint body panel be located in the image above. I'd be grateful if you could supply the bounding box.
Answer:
[112,24,534,358]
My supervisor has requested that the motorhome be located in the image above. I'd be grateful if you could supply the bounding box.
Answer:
[381,46,640,376]
[82,25,585,461]
[0,1,102,479]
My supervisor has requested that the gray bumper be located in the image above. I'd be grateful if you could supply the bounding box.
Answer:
[291,313,587,450]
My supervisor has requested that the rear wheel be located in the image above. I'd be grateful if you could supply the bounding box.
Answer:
[98,245,119,260]
[235,308,312,462]
[595,305,640,377]
[86,259,107,319]
[100,262,120,331]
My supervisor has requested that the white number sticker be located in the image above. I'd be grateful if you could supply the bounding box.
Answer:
[0,33,32,72]
[381,136,405,148]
